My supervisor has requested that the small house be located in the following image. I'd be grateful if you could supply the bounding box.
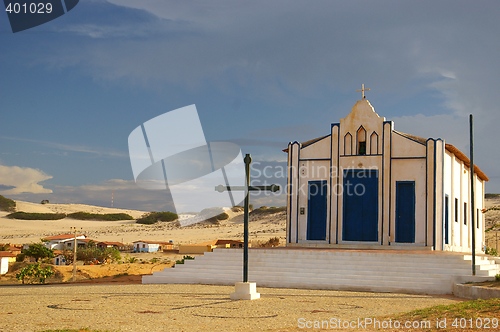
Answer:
[42,234,86,250]
[0,252,17,275]
[133,240,173,253]
[97,241,127,251]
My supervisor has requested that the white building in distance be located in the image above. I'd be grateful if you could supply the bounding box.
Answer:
[285,96,488,253]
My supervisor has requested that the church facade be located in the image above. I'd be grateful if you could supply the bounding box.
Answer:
[285,98,488,253]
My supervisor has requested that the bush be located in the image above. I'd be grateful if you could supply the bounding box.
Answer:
[40,199,49,204]
[257,237,280,248]
[485,193,500,199]
[0,195,16,212]
[250,206,286,216]
[67,212,134,221]
[136,211,178,224]
[6,212,66,220]
[215,212,229,221]
[175,255,195,265]
[77,247,121,264]
[496,274,500,282]
[485,247,499,256]
[16,263,54,284]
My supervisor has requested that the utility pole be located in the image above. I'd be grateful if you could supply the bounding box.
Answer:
[70,227,81,282]
[470,114,476,276]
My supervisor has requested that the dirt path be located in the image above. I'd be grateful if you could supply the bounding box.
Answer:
[0,283,459,332]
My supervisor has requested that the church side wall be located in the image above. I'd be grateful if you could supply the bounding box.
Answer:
[444,150,485,253]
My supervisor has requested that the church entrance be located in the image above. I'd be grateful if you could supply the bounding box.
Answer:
[342,169,378,242]
[307,180,327,240]
[395,181,416,243]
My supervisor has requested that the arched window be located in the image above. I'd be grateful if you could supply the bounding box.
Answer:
[370,132,379,154]
[357,126,366,155]
[344,132,352,155]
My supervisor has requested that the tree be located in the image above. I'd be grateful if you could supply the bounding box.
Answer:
[23,243,54,262]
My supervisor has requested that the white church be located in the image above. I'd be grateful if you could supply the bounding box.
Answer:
[285,91,488,253]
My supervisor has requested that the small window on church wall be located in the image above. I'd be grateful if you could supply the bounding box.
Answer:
[344,133,352,155]
[477,209,480,229]
[357,127,366,155]
[463,202,467,225]
[358,142,366,155]
[370,132,378,154]
[454,198,458,222]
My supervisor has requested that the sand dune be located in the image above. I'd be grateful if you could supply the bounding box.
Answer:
[0,200,286,246]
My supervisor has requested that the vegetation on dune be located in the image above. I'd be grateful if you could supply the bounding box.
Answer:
[136,211,178,224]
[6,212,66,220]
[250,206,286,215]
[66,212,134,221]
[204,212,230,224]
[0,194,16,212]
[485,193,500,199]
[5,211,133,221]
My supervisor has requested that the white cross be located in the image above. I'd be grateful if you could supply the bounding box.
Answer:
[356,84,370,99]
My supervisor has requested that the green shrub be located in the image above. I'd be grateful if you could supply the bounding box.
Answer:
[6,212,66,220]
[250,206,286,215]
[215,212,229,221]
[175,255,195,265]
[136,211,178,224]
[0,195,16,212]
[77,247,121,264]
[123,255,138,263]
[485,247,499,256]
[16,263,54,284]
[67,212,134,221]
[495,274,500,282]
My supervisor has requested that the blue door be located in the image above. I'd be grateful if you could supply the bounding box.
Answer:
[342,170,378,241]
[395,181,415,243]
[307,180,327,240]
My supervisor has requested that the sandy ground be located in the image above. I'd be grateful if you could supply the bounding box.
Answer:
[0,283,459,332]
[0,200,286,246]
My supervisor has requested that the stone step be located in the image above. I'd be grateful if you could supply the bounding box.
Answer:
[143,249,500,294]
[143,274,453,294]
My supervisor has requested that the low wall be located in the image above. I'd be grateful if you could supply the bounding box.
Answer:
[453,284,500,300]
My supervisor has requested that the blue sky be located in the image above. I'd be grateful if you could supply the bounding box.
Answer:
[1,0,499,211]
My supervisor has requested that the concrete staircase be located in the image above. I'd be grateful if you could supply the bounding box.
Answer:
[142,248,500,294]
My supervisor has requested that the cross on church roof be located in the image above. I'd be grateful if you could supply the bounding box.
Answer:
[356,84,370,99]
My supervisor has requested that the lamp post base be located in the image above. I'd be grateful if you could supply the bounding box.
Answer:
[230,282,260,300]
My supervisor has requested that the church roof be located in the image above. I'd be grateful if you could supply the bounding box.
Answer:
[282,135,329,153]
[393,130,428,145]
[283,131,488,182]
[445,143,489,181]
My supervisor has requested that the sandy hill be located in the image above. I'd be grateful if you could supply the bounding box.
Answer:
[0,200,286,247]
